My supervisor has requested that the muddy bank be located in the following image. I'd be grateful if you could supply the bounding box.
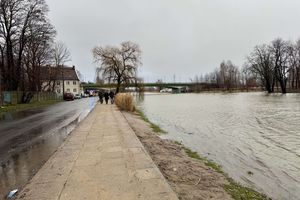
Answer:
[123,111,232,200]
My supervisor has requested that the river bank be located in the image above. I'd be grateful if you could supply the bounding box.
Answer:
[136,92,300,199]
[123,110,269,200]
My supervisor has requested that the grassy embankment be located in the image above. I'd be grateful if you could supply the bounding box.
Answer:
[135,109,166,134]
[115,93,269,199]
[115,93,166,134]
[0,100,61,114]
[182,147,269,200]
[148,116,269,199]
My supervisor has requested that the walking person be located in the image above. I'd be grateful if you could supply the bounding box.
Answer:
[104,91,109,104]
[98,90,104,104]
[109,91,115,104]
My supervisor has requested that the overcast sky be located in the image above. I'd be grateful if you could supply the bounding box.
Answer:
[46,0,300,82]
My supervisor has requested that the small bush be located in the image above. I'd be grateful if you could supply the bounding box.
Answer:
[115,93,135,111]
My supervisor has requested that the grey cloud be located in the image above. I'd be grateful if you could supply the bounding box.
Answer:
[46,0,300,82]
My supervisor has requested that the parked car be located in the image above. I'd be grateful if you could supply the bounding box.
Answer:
[63,93,74,101]
[74,94,81,99]
[160,88,172,93]
[82,93,89,98]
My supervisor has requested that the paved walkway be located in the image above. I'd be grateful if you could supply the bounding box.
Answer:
[16,104,178,200]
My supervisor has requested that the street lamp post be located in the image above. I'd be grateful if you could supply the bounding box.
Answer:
[0,68,2,105]
[61,65,65,98]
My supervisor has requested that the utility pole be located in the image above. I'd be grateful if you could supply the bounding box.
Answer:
[61,65,65,95]
[0,67,2,105]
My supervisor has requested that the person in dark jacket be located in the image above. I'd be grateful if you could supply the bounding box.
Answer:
[98,91,104,104]
[103,91,110,104]
[109,91,115,104]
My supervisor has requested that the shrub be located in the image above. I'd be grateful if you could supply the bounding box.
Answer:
[115,93,135,112]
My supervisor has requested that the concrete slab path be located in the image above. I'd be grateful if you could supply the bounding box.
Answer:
[16,104,178,200]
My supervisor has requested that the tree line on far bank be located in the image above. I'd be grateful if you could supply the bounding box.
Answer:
[192,38,300,94]
[0,0,71,95]
[247,38,300,93]
[191,60,256,92]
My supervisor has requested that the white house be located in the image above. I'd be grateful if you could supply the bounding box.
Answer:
[41,66,83,96]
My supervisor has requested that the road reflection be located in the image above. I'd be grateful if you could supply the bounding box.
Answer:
[0,98,96,199]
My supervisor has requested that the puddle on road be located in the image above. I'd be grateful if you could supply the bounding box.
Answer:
[0,98,97,199]
[0,117,78,200]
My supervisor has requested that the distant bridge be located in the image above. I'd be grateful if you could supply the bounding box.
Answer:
[82,82,219,93]
[82,83,194,90]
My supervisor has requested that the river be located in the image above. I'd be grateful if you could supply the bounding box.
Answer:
[137,92,300,200]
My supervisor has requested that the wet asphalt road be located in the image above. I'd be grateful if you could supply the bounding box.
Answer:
[0,97,97,199]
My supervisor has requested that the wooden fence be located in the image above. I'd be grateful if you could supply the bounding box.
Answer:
[0,91,61,105]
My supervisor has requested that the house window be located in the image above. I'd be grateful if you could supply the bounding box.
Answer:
[73,81,77,85]
[57,89,61,93]
[66,81,70,85]
[73,89,77,93]
[67,89,70,92]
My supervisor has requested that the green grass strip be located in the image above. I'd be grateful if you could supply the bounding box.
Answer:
[0,100,62,114]
[135,109,167,134]
[182,146,270,200]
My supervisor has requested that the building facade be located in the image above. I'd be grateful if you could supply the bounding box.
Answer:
[41,66,83,96]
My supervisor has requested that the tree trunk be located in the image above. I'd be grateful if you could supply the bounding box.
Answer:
[115,76,122,94]
[266,80,272,93]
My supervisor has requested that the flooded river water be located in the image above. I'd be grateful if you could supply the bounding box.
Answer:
[138,92,300,200]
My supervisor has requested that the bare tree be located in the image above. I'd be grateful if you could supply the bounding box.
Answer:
[269,38,290,93]
[93,41,142,93]
[241,64,257,91]
[247,44,275,93]
[94,67,104,84]
[23,15,56,91]
[286,39,300,90]
[0,0,54,93]
[47,41,71,92]
[52,41,71,67]
[0,0,25,90]
[0,0,51,91]
[296,39,300,89]
[218,60,240,90]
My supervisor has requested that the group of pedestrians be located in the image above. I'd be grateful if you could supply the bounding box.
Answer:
[98,90,115,104]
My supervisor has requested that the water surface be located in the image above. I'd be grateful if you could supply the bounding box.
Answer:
[138,93,300,200]
[0,98,97,199]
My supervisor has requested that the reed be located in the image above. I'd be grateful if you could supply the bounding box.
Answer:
[115,93,135,112]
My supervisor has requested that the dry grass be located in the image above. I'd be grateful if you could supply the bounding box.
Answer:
[115,93,135,112]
